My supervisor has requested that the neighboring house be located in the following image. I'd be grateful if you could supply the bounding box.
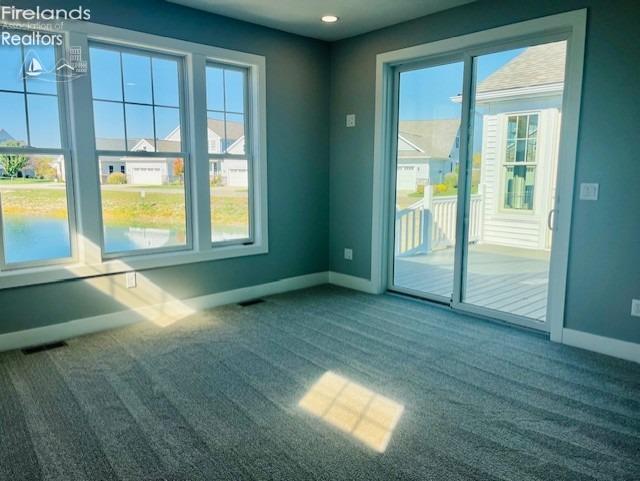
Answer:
[472,41,565,250]
[396,119,460,190]
[95,118,246,186]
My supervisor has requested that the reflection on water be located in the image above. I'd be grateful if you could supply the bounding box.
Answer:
[104,225,181,253]
[1,216,251,262]
[299,371,404,453]
[2,217,71,264]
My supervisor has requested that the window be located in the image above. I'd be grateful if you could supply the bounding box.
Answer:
[0,39,74,267]
[89,43,188,255]
[0,22,266,287]
[503,114,538,210]
[206,64,251,243]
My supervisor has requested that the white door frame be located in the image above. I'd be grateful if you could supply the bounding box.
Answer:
[371,9,587,341]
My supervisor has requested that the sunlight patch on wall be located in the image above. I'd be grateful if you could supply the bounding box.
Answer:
[298,371,404,453]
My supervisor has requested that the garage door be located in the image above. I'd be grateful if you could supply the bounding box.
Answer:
[129,167,163,185]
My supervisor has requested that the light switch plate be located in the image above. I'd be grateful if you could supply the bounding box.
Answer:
[579,183,599,200]
[632,299,640,317]
[346,114,356,127]
[344,248,353,261]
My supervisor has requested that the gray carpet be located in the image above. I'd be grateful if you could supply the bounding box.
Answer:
[1,285,639,481]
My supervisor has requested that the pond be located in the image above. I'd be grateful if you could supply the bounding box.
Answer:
[2,216,247,264]
[2,217,183,264]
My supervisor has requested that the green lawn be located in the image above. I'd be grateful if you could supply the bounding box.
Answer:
[0,184,248,230]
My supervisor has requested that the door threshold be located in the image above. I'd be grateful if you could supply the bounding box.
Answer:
[387,289,549,338]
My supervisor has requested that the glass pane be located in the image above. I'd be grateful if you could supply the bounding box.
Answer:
[207,111,225,154]
[0,44,24,92]
[98,155,187,253]
[225,113,245,154]
[463,40,567,323]
[24,45,57,95]
[392,60,464,299]
[517,115,528,138]
[89,47,122,101]
[515,139,526,162]
[27,95,61,148]
[527,114,538,137]
[210,158,249,242]
[506,116,517,140]
[205,66,224,111]
[125,104,154,151]
[0,92,28,145]
[526,139,537,162]
[0,154,71,263]
[122,53,152,104]
[224,69,245,113]
[155,107,180,152]
[152,57,179,107]
[93,101,125,150]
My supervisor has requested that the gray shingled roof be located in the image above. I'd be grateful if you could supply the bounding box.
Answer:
[398,119,459,160]
[477,41,566,93]
[94,120,244,152]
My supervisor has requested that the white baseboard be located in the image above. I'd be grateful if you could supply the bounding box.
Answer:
[0,271,329,353]
[562,328,640,364]
[328,271,379,294]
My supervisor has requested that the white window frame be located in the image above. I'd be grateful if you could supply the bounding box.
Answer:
[89,40,193,259]
[0,38,78,271]
[500,112,540,213]
[205,62,254,246]
[0,21,267,289]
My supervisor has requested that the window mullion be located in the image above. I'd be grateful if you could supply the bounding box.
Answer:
[65,31,103,265]
[188,53,212,251]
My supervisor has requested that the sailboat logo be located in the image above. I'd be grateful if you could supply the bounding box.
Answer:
[25,57,44,77]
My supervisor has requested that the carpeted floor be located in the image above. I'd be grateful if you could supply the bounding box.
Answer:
[1,285,639,481]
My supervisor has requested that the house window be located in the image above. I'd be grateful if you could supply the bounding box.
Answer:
[503,114,538,210]
[109,165,114,174]
[0,39,74,267]
[89,43,188,255]
[206,64,251,243]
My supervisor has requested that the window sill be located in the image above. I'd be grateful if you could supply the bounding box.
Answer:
[0,241,267,290]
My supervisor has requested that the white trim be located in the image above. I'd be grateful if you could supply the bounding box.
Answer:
[328,271,378,294]
[0,20,268,290]
[562,329,640,364]
[0,271,328,353]
[450,82,564,103]
[371,10,587,337]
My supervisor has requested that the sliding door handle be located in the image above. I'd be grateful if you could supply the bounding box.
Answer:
[547,208,558,231]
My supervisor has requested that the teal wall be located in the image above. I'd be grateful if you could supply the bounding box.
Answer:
[3,0,639,346]
[0,0,330,334]
[329,0,640,343]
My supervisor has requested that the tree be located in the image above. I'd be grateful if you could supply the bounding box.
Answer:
[173,158,184,182]
[34,156,57,180]
[0,141,29,179]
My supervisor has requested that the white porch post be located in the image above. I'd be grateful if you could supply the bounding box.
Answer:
[422,164,433,253]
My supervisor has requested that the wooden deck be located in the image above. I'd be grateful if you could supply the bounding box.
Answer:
[393,244,550,321]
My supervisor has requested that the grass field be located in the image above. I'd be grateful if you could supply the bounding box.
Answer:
[0,182,248,230]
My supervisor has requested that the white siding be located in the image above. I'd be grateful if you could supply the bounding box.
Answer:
[478,96,562,250]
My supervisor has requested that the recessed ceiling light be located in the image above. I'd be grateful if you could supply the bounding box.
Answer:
[321,15,339,23]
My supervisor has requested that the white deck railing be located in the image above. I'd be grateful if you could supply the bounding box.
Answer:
[395,194,482,256]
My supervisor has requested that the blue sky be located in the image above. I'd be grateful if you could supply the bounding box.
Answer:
[0,44,245,149]
[398,49,523,121]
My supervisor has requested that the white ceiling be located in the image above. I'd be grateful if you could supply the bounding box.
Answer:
[167,0,476,41]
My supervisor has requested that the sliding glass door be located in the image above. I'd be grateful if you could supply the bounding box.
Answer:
[391,59,464,302]
[389,38,569,330]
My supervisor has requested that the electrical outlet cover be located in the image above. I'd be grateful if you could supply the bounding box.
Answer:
[632,299,640,317]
